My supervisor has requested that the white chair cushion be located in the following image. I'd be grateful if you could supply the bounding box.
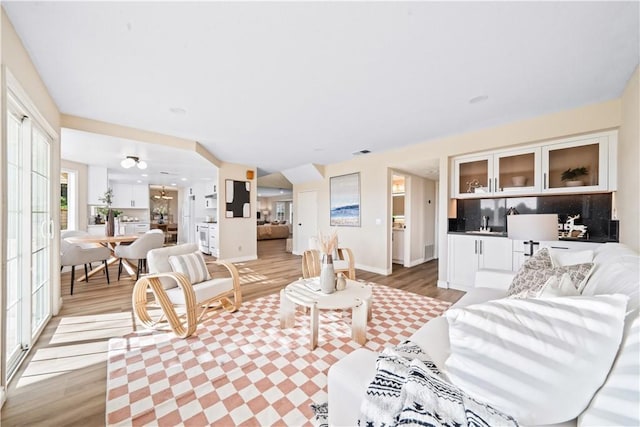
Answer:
[578,314,640,427]
[169,252,211,284]
[165,277,234,305]
[444,294,628,425]
[549,248,594,268]
[538,273,580,298]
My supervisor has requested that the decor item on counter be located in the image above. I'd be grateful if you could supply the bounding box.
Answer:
[466,179,483,193]
[330,172,361,227]
[507,214,558,256]
[120,155,147,170]
[561,166,588,187]
[225,179,251,218]
[153,204,168,224]
[336,272,347,291]
[506,206,519,215]
[99,188,116,236]
[317,230,339,294]
[511,176,527,187]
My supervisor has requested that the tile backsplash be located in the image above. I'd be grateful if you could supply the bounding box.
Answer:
[451,193,614,240]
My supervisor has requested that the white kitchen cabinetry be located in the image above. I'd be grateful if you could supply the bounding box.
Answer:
[117,222,150,236]
[512,239,603,270]
[448,234,513,289]
[110,182,150,208]
[208,223,218,257]
[204,195,217,209]
[392,230,404,263]
[87,224,106,236]
[88,166,109,205]
[542,134,613,193]
[452,131,616,198]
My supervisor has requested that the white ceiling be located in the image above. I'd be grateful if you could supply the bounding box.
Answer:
[5,2,639,178]
[61,128,217,186]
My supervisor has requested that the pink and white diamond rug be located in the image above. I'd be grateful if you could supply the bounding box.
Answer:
[106,284,451,426]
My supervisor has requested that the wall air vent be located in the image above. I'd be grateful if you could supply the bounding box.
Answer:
[352,149,371,156]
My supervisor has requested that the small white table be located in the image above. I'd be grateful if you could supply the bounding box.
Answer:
[279,278,373,350]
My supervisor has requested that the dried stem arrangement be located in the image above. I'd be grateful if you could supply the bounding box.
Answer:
[317,230,338,255]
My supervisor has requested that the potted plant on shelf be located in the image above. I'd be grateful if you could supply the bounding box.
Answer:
[561,167,589,187]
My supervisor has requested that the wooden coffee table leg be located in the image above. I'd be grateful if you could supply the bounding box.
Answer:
[279,290,295,329]
[309,303,319,350]
[352,299,368,345]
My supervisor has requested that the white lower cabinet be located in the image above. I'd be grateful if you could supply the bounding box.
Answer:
[448,234,513,289]
[512,239,602,270]
[392,230,404,263]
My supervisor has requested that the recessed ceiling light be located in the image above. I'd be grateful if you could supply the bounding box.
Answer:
[141,174,148,177]
[181,177,188,181]
[137,180,142,183]
[469,95,489,104]
[171,183,177,186]
[169,107,187,115]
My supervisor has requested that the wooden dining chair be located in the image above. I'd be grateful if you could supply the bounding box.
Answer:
[301,248,355,280]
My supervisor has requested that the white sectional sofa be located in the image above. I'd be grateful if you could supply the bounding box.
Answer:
[328,243,639,426]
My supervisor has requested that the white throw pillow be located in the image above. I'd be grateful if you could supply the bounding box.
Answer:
[538,273,580,298]
[578,315,640,426]
[168,252,211,284]
[549,248,594,267]
[444,295,628,425]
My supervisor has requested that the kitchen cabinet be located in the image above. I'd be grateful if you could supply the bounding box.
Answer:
[118,222,150,236]
[88,166,109,205]
[110,182,149,209]
[204,195,217,209]
[451,131,616,198]
[542,134,612,193]
[87,224,106,236]
[453,147,541,198]
[392,230,404,263]
[512,239,602,270]
[448,234,513,289]
[208,223,218,257]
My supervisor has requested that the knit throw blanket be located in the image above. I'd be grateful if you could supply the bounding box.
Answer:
[358,341,519,427]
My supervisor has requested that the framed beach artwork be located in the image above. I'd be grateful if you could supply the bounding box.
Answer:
[225,179,251,218]
[330,172,361,227]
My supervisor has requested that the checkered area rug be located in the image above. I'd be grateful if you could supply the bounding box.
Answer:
[106,284,451,426]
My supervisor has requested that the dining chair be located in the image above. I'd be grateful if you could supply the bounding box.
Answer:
[302,248,356,280]
[115,229,165,280]
[60,231,111,295]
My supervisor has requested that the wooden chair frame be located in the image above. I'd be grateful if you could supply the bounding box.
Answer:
[302,248,356,280]
[132,260,242,338]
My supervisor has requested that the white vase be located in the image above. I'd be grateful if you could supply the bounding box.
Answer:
[319,254,336,294]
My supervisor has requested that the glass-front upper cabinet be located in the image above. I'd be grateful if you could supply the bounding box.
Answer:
[453,155,493,198]
[542,135,610,193]
[494,147,541,195]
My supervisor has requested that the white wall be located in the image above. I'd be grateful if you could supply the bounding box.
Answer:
[618,66,639,252]
[217,163,258,262]
[61,159,88,231]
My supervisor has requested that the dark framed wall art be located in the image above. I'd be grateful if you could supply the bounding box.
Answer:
[330,172,361,227]
[225,179,251,218]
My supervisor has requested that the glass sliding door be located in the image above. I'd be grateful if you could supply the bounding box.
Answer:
[4,92,54,378]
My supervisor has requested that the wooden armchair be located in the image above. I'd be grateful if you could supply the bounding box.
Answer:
[302,248,355,280]
[132,243,241,338]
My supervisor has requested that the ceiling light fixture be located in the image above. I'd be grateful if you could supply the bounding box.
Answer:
[352,149,371,156]
[120,156,147,170]
[153,186,174,200]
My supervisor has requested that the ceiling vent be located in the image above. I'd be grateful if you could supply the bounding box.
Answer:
[352,149,371,156]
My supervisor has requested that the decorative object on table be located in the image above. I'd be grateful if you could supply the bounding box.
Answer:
[99,188,116,237]
[336,272,347,291]
[507,214,559,256]
[330,172,360,227]
[561,166,588,187]
[152,204,168,224]
[506,206,519,215]
[225,179,251,218]
[317,230,338,293]
[511,175,527,187]
[120,155,147,170]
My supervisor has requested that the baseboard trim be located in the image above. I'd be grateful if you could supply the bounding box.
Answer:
[406,258,426,268]
[355,264,392,276]
[437,279,449,289]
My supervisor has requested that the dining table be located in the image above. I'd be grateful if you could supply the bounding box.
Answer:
[65,234,141,281]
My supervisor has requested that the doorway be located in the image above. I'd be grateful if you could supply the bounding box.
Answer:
[295,191,318,255]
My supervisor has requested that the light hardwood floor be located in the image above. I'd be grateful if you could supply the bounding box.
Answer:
[1,239,463,426]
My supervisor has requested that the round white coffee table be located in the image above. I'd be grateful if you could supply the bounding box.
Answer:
[279,278,373,350]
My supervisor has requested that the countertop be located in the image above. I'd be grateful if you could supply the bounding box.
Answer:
[448,230,617,243]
